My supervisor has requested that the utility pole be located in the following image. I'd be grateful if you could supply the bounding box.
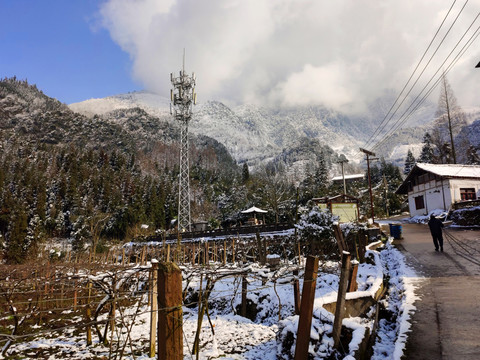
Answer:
[360,148,376,223]
[383,174,389,218]
[170,51,197,232]
[337,157,349,195]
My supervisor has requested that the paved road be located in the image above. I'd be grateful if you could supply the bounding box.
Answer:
[395,223,480,360]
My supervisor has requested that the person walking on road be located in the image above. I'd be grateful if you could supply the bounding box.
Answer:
[428,214,444,252]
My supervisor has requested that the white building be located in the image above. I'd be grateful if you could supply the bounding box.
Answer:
[396,163,480,216]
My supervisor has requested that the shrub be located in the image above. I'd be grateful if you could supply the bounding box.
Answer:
[295,206,339,259]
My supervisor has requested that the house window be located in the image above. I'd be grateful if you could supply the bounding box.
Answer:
[460,188,477,201]
[414,195,425,210]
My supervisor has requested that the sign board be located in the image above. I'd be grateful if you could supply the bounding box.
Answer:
[331,202,358,223]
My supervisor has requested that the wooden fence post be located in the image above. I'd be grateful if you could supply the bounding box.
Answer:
[192,244,195,265]
[293,269,301,315]
[205,242,209,266]
[357,230,366,263]
[241,274,248,317]
[294,255,319,360]
[149,260,159,358]
[334,224,347,254]
[111,273,117,333]
[157,262,183,360]
[297,242,302,266]
[348,260,358,292]
[223,240,227,265]
[86,281,92,346]
[333,252,352,350]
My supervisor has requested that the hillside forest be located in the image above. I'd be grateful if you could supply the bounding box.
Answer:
[0,78,405,264]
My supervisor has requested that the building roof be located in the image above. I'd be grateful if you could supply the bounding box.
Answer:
[312,194,359,203]
[396,163,480,194]
[331,174,364,182]
[241,206,268,214]
[415,163,480,178]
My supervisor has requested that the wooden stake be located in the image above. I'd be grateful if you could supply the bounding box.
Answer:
[348,261,358,292]
[293,269,301,315]
[294,255,319,360]
[205,242,209,266]
[192,244,195,265]
[149,261,159,358]
[158,262,183,360]
[241,275,248,317]
[334,224,347,254]
[297,242,302,266]
[223,240,227,265]
[86,281,92,346]
[333,252,352,349]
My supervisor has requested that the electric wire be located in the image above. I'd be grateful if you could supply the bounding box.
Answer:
[372,21,480,151]
[362,0,461,151]
[362,1,480,156]
[444,228,480,266]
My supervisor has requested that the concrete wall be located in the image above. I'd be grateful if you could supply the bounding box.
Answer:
[448,179,480,202]
[408,179,450,216]
[407,178,480,216]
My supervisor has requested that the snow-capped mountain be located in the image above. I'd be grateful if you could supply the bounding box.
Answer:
[69,90,441,167]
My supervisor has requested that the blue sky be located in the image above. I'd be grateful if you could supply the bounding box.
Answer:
[0,0,138,104]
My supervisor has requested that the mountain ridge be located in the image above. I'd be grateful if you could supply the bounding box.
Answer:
[70,89,442,168]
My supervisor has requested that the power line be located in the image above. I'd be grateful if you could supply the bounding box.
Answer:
[362,0,461,151]
[372,18,480,151]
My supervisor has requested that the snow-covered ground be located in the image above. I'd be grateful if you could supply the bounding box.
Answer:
[1,240,419,359]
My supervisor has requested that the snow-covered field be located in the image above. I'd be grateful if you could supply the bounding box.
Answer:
[0,240,419,359]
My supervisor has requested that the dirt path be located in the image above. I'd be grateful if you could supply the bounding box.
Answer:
[394,223,480,360]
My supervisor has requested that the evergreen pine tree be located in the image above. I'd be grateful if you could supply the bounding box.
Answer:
[404,149,416,175]
[466,145,480,165]
[242,163,250,183]
[419,132,435,163]
[315,152,329,196]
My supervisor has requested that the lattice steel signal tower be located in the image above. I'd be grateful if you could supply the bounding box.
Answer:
[170,54,197,232]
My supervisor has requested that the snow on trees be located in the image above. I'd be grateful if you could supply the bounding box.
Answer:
[295,206,339,259]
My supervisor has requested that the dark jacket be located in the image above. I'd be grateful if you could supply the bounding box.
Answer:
[428,216,444,236]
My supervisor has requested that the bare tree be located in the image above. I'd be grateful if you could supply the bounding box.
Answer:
[433,74,469,164]
[258,164,292,225]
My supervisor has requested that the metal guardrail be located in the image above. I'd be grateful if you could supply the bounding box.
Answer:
[141,223,294,243]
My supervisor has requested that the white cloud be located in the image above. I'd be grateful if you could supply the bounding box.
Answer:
[98,0,480,114]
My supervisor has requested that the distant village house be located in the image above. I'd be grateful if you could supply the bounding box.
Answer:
[396,163,480,216]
